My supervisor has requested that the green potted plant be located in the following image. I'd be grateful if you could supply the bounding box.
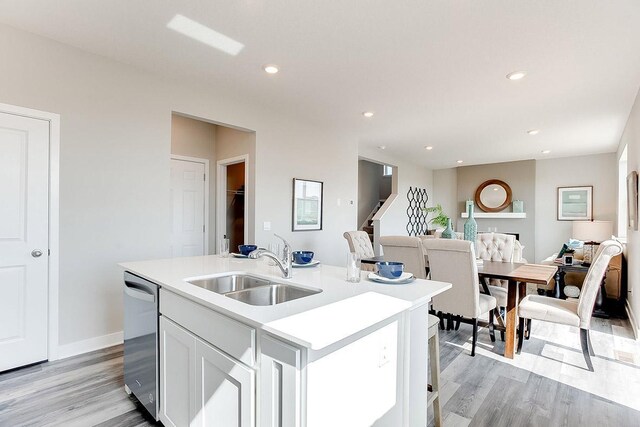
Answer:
[423,204,449,234]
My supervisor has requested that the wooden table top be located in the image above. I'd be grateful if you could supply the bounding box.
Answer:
[477,261,557,285]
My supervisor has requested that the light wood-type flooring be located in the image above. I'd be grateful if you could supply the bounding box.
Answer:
[0,317,638,426]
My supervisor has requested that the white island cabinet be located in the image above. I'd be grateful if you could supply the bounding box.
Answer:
[120,255,451,427]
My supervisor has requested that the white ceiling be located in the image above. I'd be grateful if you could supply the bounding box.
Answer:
[1,0,640,169]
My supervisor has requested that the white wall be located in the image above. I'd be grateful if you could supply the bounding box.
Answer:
[535,153,617,262]
[171,114,217,253]
[432,168,457,229]
[358,147,433,237]
[618,87,640,336]
[0,23,358,348]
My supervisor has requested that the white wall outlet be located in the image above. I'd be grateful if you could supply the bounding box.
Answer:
[263,221,271,231]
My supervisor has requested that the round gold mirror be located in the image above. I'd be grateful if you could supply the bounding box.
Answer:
[475,179,512,212]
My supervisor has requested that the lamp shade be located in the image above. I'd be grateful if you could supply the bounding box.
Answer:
[572,220,613,243]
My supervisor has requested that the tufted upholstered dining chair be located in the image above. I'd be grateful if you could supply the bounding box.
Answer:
[517,240,623,371]
[475,233,516,309]
[343,231,376,272]
[379,236,428,279]
[423,239,497,356]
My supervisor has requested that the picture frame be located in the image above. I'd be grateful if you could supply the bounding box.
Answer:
[292,178,323,231]
[557,186,593,221]
[627,171,638,231]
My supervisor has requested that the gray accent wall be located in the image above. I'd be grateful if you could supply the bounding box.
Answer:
[457,160,536,261]
[358,160,383,228]
[535,153,617,263]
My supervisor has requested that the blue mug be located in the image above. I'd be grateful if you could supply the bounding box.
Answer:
[292,251,314,264]
[376,261,404,279]
[238,244,258,256]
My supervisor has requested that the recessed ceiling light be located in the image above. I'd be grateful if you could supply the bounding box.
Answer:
[425,146,433,150]
[263,64,279,74]
[541,150,551,154]
[506,71,527,81]
[457,160,464,164]
[378,145,386,150]
[527,129,540,135]
[167,14,244,56]
[363,111,374,118]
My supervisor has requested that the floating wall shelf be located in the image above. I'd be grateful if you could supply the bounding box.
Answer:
[460,212,526,219]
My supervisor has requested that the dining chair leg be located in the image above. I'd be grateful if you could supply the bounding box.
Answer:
[471,318,478,357]
[525,319,532,340]
[454,316,461,331]
[517,317,525,355]
[488,310,496,343]
[586,329,595,356]
[580,328,594,372]
[438,311,445,330]
[446,314,453,331]
[500,331,505,342]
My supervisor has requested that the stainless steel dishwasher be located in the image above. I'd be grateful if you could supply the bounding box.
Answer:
[123,271,159,420]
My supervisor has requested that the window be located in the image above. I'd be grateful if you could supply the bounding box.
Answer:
[383,165,393,176]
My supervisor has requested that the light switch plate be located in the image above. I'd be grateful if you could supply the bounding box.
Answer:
[263,221,271,231]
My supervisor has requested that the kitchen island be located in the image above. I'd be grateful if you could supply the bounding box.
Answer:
[120,255,451,427]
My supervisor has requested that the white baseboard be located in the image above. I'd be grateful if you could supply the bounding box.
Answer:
[626,300,639,341]
[56,331,124,360]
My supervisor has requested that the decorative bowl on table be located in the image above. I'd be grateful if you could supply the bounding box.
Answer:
[292,251,314,264]
[375,261,404,279]
[238,244,258,256]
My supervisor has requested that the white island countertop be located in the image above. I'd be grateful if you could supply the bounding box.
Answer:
[120,255,451,350]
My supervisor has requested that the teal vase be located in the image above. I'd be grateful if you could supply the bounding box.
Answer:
[441,218,455,239]
[464,204,477,242]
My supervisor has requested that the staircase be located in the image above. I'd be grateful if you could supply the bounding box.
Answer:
[361,200,385,242]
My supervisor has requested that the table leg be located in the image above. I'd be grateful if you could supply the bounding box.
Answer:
[504,279,518,359]
[593,272,609,318]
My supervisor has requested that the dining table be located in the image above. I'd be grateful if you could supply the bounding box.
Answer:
[362,254,557,359]
[477,261,557,359]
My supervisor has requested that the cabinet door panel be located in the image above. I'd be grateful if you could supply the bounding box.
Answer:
[260,336,302,427]
[160,316,196,427]
[195,339,255,427]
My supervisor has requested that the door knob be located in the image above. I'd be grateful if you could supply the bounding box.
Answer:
[31,250,43,258]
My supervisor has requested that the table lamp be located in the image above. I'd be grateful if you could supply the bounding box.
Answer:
[572,220,613,266]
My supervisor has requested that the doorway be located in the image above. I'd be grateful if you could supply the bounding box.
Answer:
[218,156,249,252]
[0,103,60,370]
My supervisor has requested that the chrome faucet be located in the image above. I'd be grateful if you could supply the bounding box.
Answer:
[248,233,292,279]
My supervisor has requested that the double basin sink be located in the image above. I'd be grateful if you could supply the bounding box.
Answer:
[186,274,321,306]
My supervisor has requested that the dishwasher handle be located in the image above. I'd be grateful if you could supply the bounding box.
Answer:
[124,281,156,303]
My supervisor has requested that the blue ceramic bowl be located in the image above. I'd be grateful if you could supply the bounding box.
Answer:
[292,251,314,264]
[238,244,258,256]
[376,261,404,279]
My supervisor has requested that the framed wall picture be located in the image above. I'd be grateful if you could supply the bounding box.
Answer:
[292,178,323,231]
[627,171,638,231]
[557,186,593,221]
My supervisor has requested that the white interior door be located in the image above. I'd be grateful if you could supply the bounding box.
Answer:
[170,159,205,257]
[0,112,50,371]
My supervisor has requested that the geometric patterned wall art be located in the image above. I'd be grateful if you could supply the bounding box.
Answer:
[406,186,429,236]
